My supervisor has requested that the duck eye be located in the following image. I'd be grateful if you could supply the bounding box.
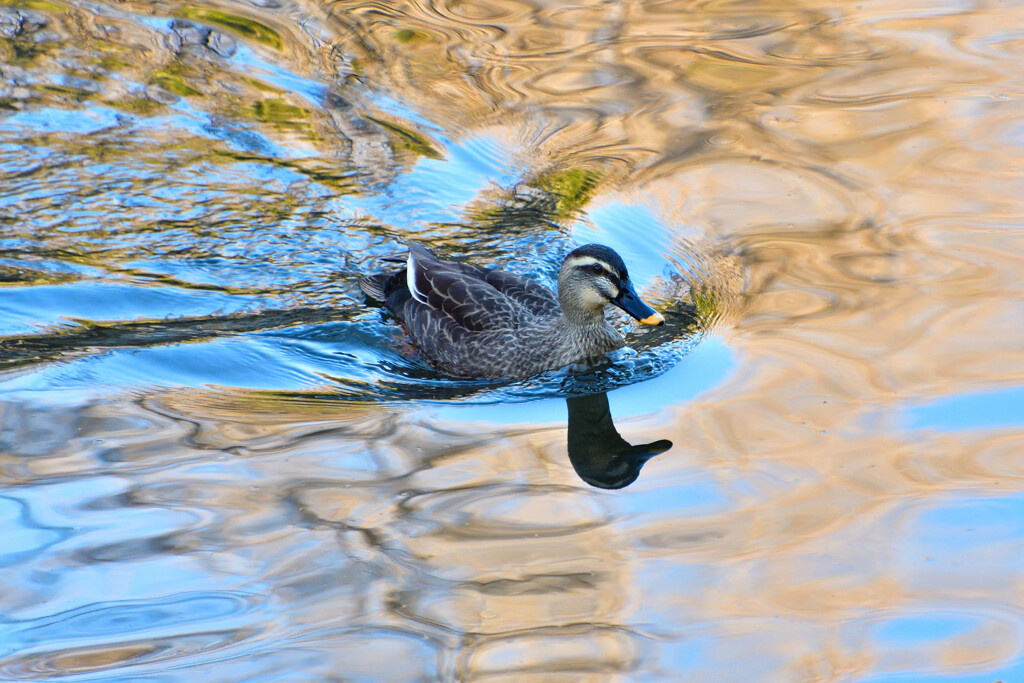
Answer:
[590,264,604,276]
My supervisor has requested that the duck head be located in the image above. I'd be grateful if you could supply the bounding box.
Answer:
[557,244,665,326]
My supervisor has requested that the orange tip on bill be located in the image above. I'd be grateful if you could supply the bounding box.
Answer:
[640,311,665,326]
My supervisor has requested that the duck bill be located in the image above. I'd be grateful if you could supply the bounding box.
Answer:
[612,282,665,326]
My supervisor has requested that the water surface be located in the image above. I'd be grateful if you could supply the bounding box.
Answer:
[1,0,1024,680]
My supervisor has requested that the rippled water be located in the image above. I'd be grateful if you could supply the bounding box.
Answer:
[1,0,1023,679]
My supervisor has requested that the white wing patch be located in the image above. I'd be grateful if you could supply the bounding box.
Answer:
[407,251,429,304]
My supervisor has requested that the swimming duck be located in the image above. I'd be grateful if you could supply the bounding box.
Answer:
[359,243,665,379]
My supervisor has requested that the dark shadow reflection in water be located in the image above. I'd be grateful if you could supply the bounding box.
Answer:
[566,391,672,489]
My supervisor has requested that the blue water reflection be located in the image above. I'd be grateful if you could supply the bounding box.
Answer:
[904,494,1024,570]
[377,134,521,222]
[905,386,1024,432]
[873,613,976,646]
[0,283,260,335]
[2,106,123,134]
[577,201,674,283]
[0,496,67,566]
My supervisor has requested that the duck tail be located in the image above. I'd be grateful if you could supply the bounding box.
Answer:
[359,273,390,301]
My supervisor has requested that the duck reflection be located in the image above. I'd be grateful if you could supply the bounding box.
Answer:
[565,392,672,489]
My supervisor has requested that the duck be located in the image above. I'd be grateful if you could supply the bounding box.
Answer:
[359,243,665,379]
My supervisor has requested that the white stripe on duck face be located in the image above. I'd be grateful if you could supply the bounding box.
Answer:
[565,255,612,271]
[565,255,621,297]
[407,251,429,304]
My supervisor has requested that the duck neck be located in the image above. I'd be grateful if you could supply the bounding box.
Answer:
[558,303,607,328]
[557,280,608,328]
[553,310,624,357]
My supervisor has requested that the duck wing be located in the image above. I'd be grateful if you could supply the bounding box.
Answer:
[463,266,560,317]
[405,244,535,332]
